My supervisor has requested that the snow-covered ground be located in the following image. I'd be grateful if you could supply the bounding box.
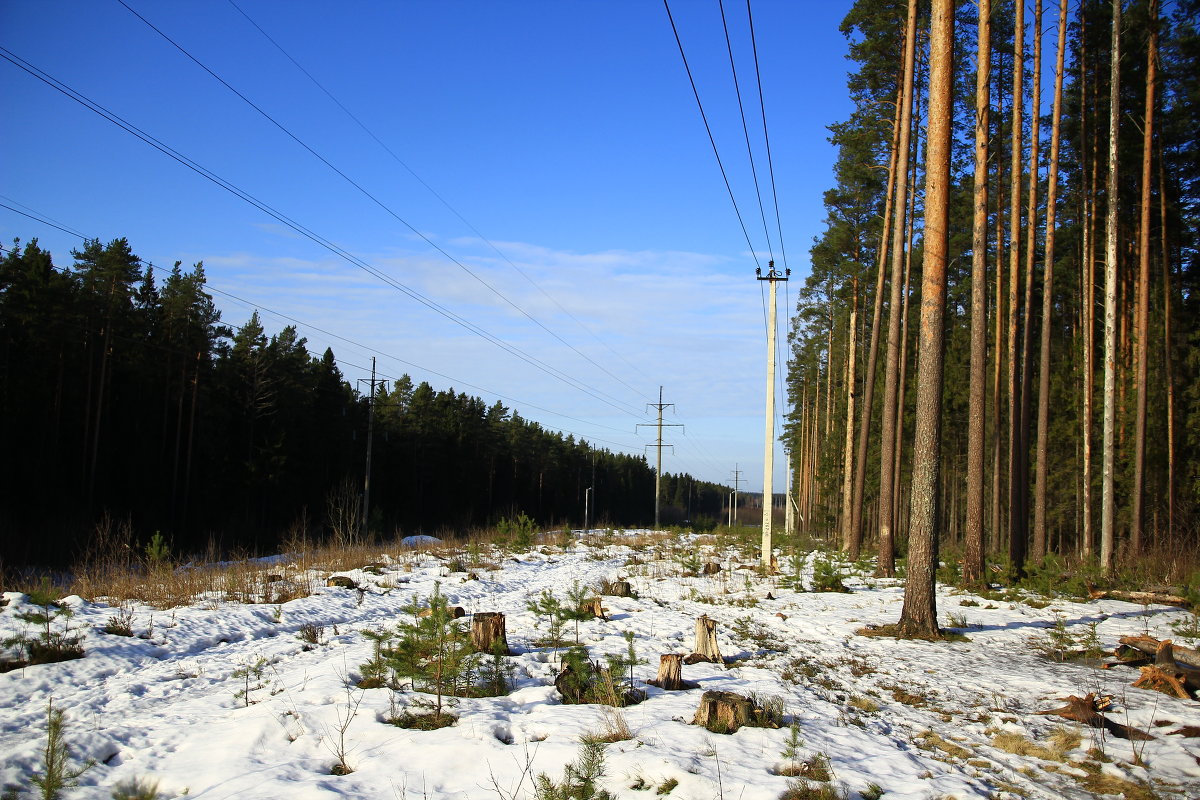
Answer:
[2,532,1198,799]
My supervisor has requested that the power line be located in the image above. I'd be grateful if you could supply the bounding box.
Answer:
[745,0,789,272]
[224,0,656,397]
[118,0,647,412]
[718,0,774,263]
[662,0,762,269]
[0,45,646,420]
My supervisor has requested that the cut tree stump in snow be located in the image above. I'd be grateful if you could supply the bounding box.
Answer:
[582,597,606,620]
[471,612,509,654]
[685,615,723,665]
[1036,693,1155,740]
[419,606,465,619]
[702,562,722,575]
[647,653,696,690]
[606,581,634,598]
[692,690,753,733]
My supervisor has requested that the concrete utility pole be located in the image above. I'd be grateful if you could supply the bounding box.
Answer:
[358,357,388,542]
[638,387,683,528]
[757,261,789,569]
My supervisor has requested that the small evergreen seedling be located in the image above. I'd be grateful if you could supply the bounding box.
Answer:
[477,638,516,697]
[232,656,269,706]
[4,599,85,666]
[32,700,95,800]
[533,739,615,800]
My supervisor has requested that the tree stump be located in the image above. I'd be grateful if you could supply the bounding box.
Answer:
[701,561,722,575]
[649,654,685,690]
[582,597,606,620]
[692,690,754,733]
[686,615,723,664]
[419,605,465,619]
[471,612,509,654]
[605,580,634,598]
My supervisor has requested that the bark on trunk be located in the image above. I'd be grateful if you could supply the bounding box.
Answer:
[965,0,991,586]
[876,0,920,578]
[849,80,905,559]
[1034,0,1068,561]
[1132,0,1158,554]
[1100,0,1121,572]
[897,0,952,638]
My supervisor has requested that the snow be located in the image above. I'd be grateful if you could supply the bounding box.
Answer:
[2,532,1198,799]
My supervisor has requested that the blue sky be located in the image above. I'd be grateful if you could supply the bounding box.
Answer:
[1,1,855,491]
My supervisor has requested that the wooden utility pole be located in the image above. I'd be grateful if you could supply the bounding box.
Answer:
[758,261,789,568]
[638,387,682,529]
[358,357,387,543]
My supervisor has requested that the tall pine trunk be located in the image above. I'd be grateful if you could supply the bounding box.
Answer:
[849,81,905,559]
[1100,0,1121,572]
[876,0,920,578]
[965,0,991,585]
[1034,0,1068,557]
[1131,0,1157,553]
[897,0,953,639]
[1022,0,1043,561]
[1006,0,1027,578]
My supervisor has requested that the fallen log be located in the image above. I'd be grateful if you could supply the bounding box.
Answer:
[1089,590,1190,607]
[1036,693,1154,741]
[1117,635,1200,671]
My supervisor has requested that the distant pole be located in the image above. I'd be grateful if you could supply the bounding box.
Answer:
[358,357,387,542]
[757,261,789,568]
[584,486,593,533]
[730,464,743,526]
[638,386,682,529]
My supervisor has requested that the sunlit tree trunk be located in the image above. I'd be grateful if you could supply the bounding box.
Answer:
[1006,0,1027,578]
[1158,148,1175,540]
[876,0,919,578]
[840,286,858,553]
[965,0,991,585]
[1131,0,1157,554]
[1034,0,1068,558]
[897,0,953,639]
[849,82,904,559]
[1100,0,1121,573]
[1023,0,1044,561]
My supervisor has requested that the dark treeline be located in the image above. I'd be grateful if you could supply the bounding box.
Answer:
[0,238,730,567]
[787,0,1199,577]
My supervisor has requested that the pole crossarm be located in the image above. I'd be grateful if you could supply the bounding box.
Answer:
[639,386,684,528]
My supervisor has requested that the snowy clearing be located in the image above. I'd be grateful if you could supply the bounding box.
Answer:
[2,532,1198,799]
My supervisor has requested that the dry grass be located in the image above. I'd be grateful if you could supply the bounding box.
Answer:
[43,522,524,610]
[991,729,1080,763]
[581,706,633,744]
